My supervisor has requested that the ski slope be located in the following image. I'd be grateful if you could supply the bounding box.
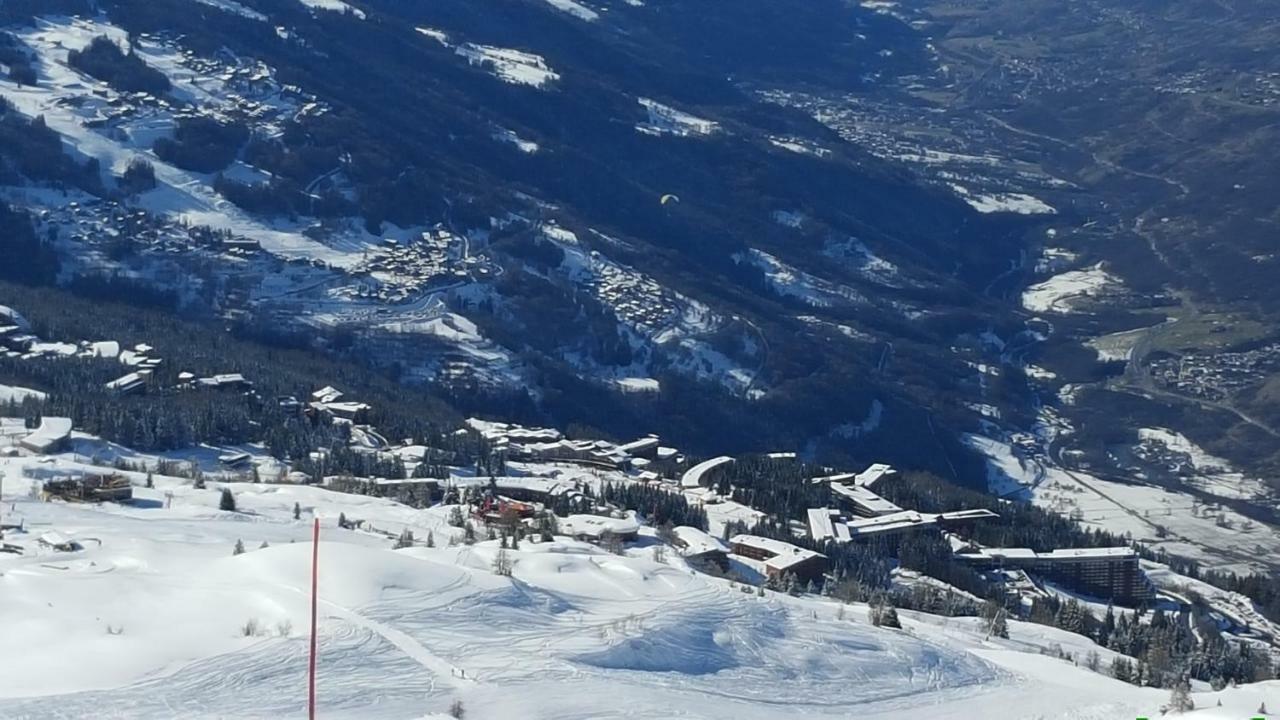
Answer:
[0,456,1271,718]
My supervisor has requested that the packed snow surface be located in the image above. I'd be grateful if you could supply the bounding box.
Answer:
[0,443,1236,718]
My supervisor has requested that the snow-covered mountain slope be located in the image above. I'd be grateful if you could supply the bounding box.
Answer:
[0,0,1043,476]
[3,462,1263,719]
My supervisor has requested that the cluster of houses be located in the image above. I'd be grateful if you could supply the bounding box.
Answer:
[343,228,490,304]
[557,238,683,331]
[1149,344,1280,402]
[308,386,372,424]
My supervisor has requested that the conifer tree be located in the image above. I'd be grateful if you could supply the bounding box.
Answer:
[219,487,236,512]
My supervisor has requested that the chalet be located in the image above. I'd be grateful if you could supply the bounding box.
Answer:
[730,534,827,583]
[218,451,252,469]
[672,526,730,570]
[37,531,81,552]
[448,476,573,505]
[20,417,73,454]
[334,476,441,505]
[41,474,132,503]
[558,513,640,543]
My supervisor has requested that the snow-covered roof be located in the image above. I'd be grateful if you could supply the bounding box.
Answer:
[0,306,31,332]
[936,509,1000,522]
[89,340,120,358]
[465,417,562,443]
[681,456,733,489]
[810,472,858,485]
[845,512,933,537]
[323,401,370,415]
[672,526,729,556]
[956,547,1134,564]
[617,436,660,454]
[197,373,249,386]
[854,463,896,488]
[38,530,74,547]
[807,508,837,541]
[313,386,343,402]
[1042,547,1137,561]
[729,535,825,571]
[448,476,571,497]
[24,417,73,447]
[106,372,145,391]
[559,513,640,538]
[830,483,902,515]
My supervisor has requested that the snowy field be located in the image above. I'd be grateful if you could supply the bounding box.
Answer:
[1085,325,1150,362]
[965,434,1280,575]
[1137,427,1270,501]
[1022,264,1122,314]
[949,184,1056,215]
[3,451,1268,719]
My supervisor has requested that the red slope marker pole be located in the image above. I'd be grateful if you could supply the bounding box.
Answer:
[309,516,319,720]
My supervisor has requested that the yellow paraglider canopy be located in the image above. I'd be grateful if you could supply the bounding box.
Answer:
[660,193,680,206]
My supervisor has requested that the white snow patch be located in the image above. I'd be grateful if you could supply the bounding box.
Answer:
[542,0,600,21]
[615,377,660,393]
[415,27,450,45]
[950,184,1056,215]
[298,0,366,19]
[0,384,46,404]
[493,127,539,153]
[1021,264,1122,314]
[636,98,718,137]
[457,45,559,88]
